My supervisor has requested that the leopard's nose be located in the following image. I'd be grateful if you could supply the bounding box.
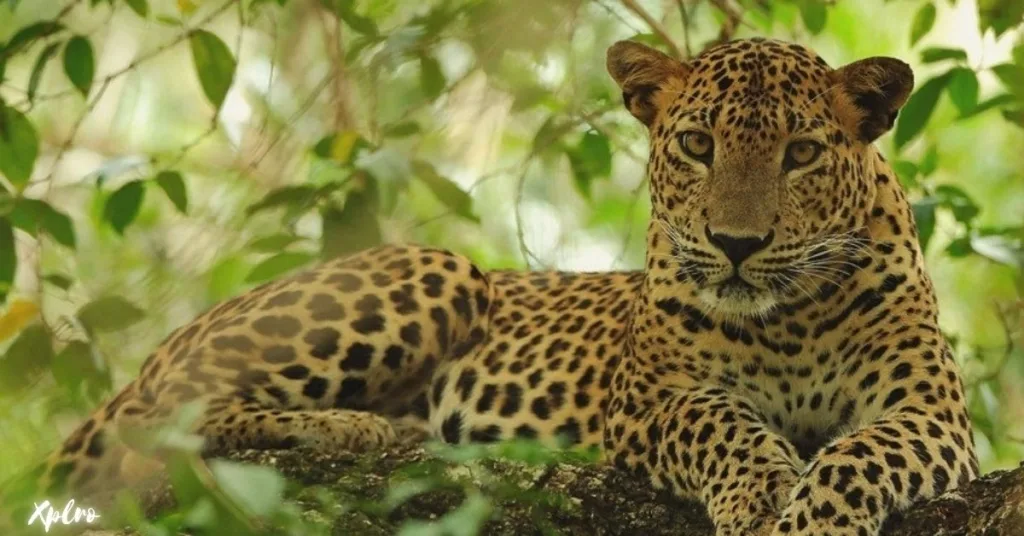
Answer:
[705,226,775,266]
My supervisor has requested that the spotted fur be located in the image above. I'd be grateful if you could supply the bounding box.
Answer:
[22,38,975,536]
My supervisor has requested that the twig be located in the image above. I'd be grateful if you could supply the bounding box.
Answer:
[675,0,693,57]
[619,0,685,59]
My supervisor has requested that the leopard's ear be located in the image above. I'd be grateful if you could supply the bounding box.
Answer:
[831,57,914,142]
[607,41,689,127]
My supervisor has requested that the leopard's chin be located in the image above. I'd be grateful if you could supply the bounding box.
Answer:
[698,276,778,317]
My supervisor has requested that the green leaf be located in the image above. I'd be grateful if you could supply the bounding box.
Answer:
[313,131,369,164]
[892,160,919,188]
[946,68,979,115]
[246,233,304,252]
[43,273,73,290]
[419,55,445,99]
[894,73,950,150]
[0,218,14,303]
[0,104,40,190]
[52,340,111,398]
[531,116,567,153]
[978,0,1024,37]
[188,29,236,110]
[1002,108,1024,128]
[209,461,286,516]
[26,42,61,103]
[910,3,936,46]
[3,22,64,57]
[799,1,827,34]
[321,0,379,35]
[911,198,937,252]
[959,93,1016,119]
[935,184,980,224]
[0,324,53,392]
[77,295,145,333]
[413,160,478,222]
[320,176,381,260]
[382,121,421,138]
[63,36,95,98]
[245,252,316,283]
[8,198,76,248]
[103,181,146,234]
[991,63,1024,97]
[155,170,188,213]
[566,131,612,199]
[123,0,149,17]
[920,47,968,64]
[919,144,939,177]
[246,185,319,216]
[945,236,972,257]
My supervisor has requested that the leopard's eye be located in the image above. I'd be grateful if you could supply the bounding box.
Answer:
[679,131,714,162]
[784,140,823,170]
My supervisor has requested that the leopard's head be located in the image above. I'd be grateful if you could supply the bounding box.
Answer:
[607,37,914,316]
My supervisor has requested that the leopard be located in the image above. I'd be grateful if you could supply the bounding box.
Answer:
[7,37,978,536]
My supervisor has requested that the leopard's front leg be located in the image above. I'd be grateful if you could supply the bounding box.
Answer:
[772,349,978,536]
[605,374,803,536]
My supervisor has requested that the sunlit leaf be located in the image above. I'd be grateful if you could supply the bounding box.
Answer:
[0,299,37,343]
[920,47,968,63]
[123,0,149,18]
[26,42,60,103]
[77,295,145,333]
[970,234,1022,267]
[313,131,368,165]
[910,3,936,46]
[0,104,40,190]
[413,160,478,222]
[155,170,188,213]
[63,36,95,98]
[103,180,145,234]
[894,73,951,150]
[189,29,236,110]
[8,198,76,247]
[245,252,316,283]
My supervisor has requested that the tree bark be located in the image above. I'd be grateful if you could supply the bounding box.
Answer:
[83,445,1024,536]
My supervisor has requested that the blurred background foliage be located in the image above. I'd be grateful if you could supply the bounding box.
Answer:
[0,0,1021,533]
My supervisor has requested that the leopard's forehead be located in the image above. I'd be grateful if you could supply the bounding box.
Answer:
[667,38,839,142]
